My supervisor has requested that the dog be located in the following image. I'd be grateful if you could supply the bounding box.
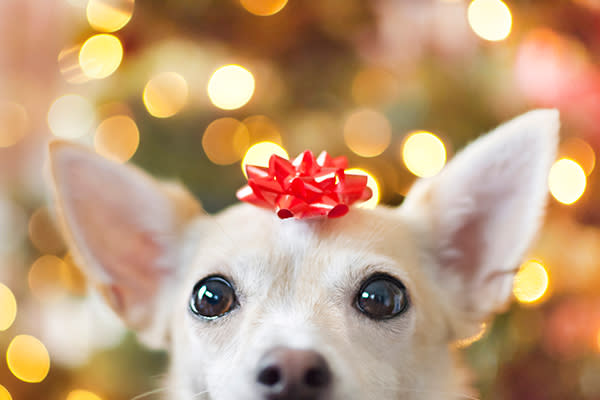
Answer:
[48,109,559,400]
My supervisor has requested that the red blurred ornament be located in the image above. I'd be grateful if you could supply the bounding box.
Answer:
[237,150,373,219]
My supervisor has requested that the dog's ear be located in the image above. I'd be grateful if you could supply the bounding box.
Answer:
[49,142,202,347]
[401,110,559,333]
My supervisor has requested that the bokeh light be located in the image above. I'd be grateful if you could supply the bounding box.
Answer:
[86,0,135,32]
[454,323,487,349]
[47,94,95,139]
[343,109,391,158]
[0,101,28,148]
[79,34,123,79]
[243,115,283,145]
[241,141,288,177]
[0,385,11,400]
[28,255,68,300]
[0,283,17,331]
[207,65,255,110]
[513,260,550,304]
[344,168,380,209]
[143,72,189,118]
[401,131,447,177]
[58,45,90,84]
[560,138,595,176]
[467,0,512,42]
[239,0,288,16]
[94,115,140,162]
[548,158,587,205]
[61,253,88,296]
[202,118,250,165]
[28,207,65,255]
[6,335,50,383]
[66,389,103,400]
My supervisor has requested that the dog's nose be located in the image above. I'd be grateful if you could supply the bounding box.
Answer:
[256,347,332,399]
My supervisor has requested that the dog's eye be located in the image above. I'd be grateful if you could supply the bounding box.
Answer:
[190,276,237,319]
[356,275,409,320]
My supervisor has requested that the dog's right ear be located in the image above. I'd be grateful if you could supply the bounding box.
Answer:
[49,142,202,347]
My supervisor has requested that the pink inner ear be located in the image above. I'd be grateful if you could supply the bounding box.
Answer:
[55,150,175,322]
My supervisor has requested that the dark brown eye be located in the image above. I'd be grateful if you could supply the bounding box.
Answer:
[190,276,237,319]
[356,275,409,320]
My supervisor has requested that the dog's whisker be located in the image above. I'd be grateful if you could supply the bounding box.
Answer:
[395,387,481,400]
[129,387,169,400]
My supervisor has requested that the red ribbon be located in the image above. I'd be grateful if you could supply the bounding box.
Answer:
[237,150,373,219]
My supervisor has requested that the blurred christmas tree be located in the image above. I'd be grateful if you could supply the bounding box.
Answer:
[1,0,600,399]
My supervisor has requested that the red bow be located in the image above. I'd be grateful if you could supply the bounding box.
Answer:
[237,150,373,219]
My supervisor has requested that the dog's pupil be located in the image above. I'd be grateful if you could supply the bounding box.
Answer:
[190,276,236,318]
[357,276,408,320]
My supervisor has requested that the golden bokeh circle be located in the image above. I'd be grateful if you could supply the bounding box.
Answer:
[143,72,189,118]
[0,385,12,400]
[242,115,283,145]
[86,0,134,32]
[202,118,250,165]
[0,283,17,331]
[239,0,288,16]
[207,65,255,110]
[548,158,586,205]
[47,94,95,139]
[28,255,68,300]
[94,115,140,163]
[6,335,50,383]
[513,260,549,304]
[343,109,391,158]
[401,131,446,178]
[79,34,123,79]
[467,0,512,42]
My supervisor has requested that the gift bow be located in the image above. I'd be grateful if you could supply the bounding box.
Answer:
[236,150,372,219]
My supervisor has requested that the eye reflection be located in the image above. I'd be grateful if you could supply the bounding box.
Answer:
[190,276,237,319]
[356,275,409,320]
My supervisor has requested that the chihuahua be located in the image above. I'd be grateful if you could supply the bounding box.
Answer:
[48,109,559,400]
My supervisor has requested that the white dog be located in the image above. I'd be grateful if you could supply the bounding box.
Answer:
[48,109,559,400]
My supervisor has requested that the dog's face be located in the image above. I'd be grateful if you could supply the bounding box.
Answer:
[48,110,559,400]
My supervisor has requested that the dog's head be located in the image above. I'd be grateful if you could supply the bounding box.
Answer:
[48,110,559,400]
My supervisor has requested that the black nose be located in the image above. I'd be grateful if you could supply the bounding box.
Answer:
[256,347,332,400]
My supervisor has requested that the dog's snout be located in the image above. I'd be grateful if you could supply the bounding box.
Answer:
[256,347,331,399]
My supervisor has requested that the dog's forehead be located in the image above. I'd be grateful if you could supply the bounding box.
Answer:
[186,203,417,278]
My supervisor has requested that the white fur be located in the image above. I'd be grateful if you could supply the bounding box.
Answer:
[48,109,559,400]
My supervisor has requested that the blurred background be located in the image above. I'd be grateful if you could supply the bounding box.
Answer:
[0,0,599,399]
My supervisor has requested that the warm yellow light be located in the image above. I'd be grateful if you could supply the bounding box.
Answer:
[597,330,600,352]
[513,260,549,304]
[58,45,91,84]
[66,389,103,400]
[239,0,288,16]
[344,168,380,209]
[548,158,586,205]
[143,72,189,118]
[47,94,95,139]
[0,385,12,400]
[86,0,134,32]
[241,141,288,178]
[28,207,65,255]
[343,109,391,158]
[454,323,487,349]
[0,283,17,331]
[467,0,512,42]
[6,335,50,383]
[94,115,140,162]
[79,34,123,79]
[28,255,68,300]
[202,118,250,165]
[402,131,447,177]
[0,101,28,148]
[207,65,255,110]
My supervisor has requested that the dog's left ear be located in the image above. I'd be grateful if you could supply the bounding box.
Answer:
[401,110,559,332]
[49,142,202,347]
